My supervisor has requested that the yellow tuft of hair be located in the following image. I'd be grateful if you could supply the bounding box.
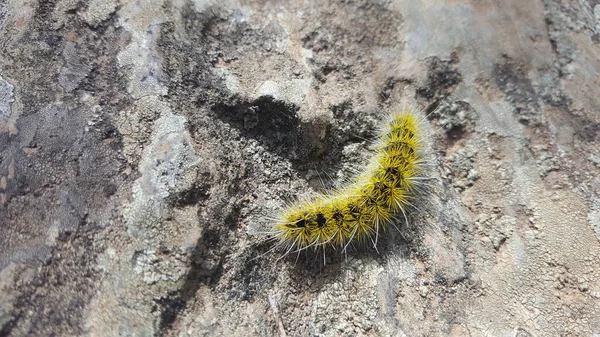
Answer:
[274,110,427,255]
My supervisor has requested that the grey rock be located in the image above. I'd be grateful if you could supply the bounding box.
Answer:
[1,0,600,336]
[0,75,14,119]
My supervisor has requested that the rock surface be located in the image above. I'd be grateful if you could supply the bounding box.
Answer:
[1,0,600,336]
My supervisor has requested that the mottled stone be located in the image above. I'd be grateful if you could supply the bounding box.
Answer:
[1,0,600,336]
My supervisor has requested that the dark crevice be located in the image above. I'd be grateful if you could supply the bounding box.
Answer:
[166,180,211,208]
[492,55,542,126]
[34,0,59,27]
[416,53,462,101]
[213,95,301,158]
[155,180,244,336]
[213,95,356,174]
[378,77,399,104]
[575,119,600,142]
[155,231,224,336]
[0,312,24,337]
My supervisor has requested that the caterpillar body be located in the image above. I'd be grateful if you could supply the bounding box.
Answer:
[274,110,427,255]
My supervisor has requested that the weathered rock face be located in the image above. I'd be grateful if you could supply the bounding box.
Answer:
[1,0,599,336]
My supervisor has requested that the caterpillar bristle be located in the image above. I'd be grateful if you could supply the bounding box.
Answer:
[271,109,430,260]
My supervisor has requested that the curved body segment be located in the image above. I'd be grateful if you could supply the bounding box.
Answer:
[274,111,427,253]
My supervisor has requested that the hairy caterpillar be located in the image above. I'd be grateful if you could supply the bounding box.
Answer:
[273,110,428,257]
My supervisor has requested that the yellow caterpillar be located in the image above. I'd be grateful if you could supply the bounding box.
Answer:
[273,110,427,256]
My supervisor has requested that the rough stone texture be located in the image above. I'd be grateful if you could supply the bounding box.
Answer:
[1,0,599,336]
